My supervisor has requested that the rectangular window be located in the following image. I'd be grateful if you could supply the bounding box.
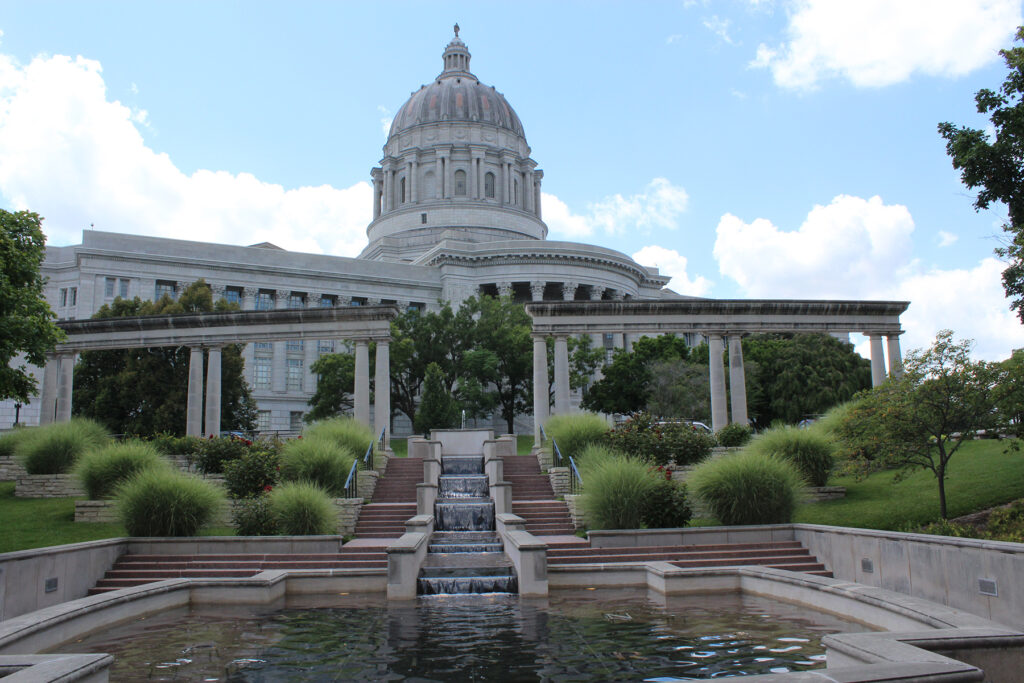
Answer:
[319,295,335,308]
[318,340,335,355]
[350,297,365,306]
[254,341,272,351]
[255,290,274,311]
[286,340,304,352]
[59,288,67,307]
[155,280,175,301]
[104,277,115,298]
[119,278,130,298]
[286,359,303,391]
[224,287,241,306]
[288,294,304,309]
[256,410,272,431]
[289,411,303,431]
[68,287,77,306]
[254,357,272,389]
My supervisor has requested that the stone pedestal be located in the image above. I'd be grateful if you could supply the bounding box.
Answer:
[548,467,569,497]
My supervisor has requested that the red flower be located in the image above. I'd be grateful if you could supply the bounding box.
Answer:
[665,470,672,481]
[297,435,303,439]
[263,484,273,492]
[208,434,215,440]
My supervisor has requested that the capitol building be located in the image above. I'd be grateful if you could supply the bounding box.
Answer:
[1,29,681,432]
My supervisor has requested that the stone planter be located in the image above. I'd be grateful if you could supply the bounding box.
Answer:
[74,500,119,523]
[0,455,27,481]
[15,474,85,498]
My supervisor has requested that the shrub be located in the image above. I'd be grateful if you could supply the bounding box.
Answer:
[603,413,715,466]
[196,435,252,474]
[0,428,31,458]
[814,398,887,477]
[688,450,804,525]
[223,447,280,499]
[716,423,753,448]
[278,437,354,497]
[303,418,375,463]
[642,472,693,529]
[16,418,110,475]
[117,469,225,536]
[269,482,336,535]
[74,441,170,499]
[747,426,834,487]
[579,447,658,530]
[545,413,608,463]
[232,495,279,535]
[149,433,204,456]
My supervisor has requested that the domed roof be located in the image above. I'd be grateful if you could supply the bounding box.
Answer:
[388,27,525,138]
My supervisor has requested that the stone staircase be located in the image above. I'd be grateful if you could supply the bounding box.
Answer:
[502,455,556,499]
[353,502,417,538]
[511,501,576,536]
[350,456,423,539]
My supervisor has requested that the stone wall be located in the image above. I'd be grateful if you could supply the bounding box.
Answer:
[357,470,379,500]
[74,500,118,523]
[548,467,569,497]
[565,493,585,529]
[15,474,85,498]
[0,456,26,481]
[335,498,363,536]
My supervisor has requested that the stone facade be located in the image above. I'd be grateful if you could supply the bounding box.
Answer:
[0,456,26,481]
[15,474,85,498]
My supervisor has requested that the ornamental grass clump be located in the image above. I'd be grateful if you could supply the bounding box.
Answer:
[74,440,170,499]
[117,469,225,536]
[16,418,111,475]
[0,428,31,458]
[270,482,337,535]
[304,418,376,462]
[747,425,834,487]
[688,450,805,525]
[578,444,658,530]
[279,437,354,497]
[545,412,608,463]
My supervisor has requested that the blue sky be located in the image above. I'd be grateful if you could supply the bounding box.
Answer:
[1,0,1023,359]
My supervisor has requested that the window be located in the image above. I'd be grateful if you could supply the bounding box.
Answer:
[119,278,130,298]
[484,172,495,198]
[224,287,241,306]
[454,169,467,196]
[319,340,335,355]
[408,302,424,313]
[256,410,272,431]
[288,294,304,309]
[319,295,335,308]
[104,277,116,298]
[350,297,365,306]
[68,287,77,306]
[286,359,303,391]
[59,288,67,307]
[155,280,175,301]
[289,411,304,431]
[513,179,519,205]
[254,342,272,351]
[400,177,406,203]
[255,290,274,311]
[421,212,427,224]
[254,357,272,389]
[286,340,304,352]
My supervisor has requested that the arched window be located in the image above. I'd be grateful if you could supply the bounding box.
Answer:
[454,170,467,196]
[400,177,407,204]
[484,172,495,199]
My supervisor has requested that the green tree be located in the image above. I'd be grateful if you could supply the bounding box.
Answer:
[582,334,695,414]
[0,210,64,404]
[939,26,1024,322]
[646,359,710,421]
[992,349,1024,430]
[305,352,355,423]
[73,280,256,435]
[841,330,997,519]
[414,362,459,434]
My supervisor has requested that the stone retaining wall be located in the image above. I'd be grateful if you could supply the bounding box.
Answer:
[15,474,85,498]
[0,456,26,481]
[335,498,363,536]
[357,470,379,500]
[548,467,569,497]
[565,493,585,529]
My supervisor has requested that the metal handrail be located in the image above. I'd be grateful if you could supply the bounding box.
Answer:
[546,430,583,493]
[346,428,386,499]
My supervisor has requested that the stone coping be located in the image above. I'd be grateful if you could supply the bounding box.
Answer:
[0,653,113,682]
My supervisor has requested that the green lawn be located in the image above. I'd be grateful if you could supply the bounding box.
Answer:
[0,481,124,553]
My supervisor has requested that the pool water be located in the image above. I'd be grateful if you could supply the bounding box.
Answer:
[54,589,869,681]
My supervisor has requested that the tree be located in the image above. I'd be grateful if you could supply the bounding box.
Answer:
[414,362,459,434]
[939,26,1024,323]
[646,359,710,421]
[73,280,256,435]
[841,330,997,519]
[992,349,1024,431]
[305,352,355,423]
[0,210,64,404]
[582,334,696,415]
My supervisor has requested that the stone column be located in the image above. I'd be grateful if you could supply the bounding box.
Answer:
[39,354,59,425]
[374,340,390,447]
[553,335,570,416]
[55,353,75,423]
[272,339,286,393]
[242,286,257,311]
[561,281,577,301]
[186,347,204,436]
[529,281,545,302]
[533,335,549,448]
[497,281,513,298]
[524,171,533,212]
[372,171,382,219]
[304,333,318,393]
[445,151,454,199]
[411,160,418,203]
[382,164,391,212]
[435,155,444,199]
[887,333,903,379]
[869,334,886,387]
[728,335,748,426]
[623,335,633,353]
[499,160,507,204]
[709,334,727,432]
[204,346,222,437]
[534,170,543,219]
[506,162,513,204]
[354,341,370,427]
[469,157,477,199]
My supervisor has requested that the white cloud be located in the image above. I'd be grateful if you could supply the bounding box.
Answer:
[938,230,959,247]
[666,34,683,45]
[0,51,372,256]
[377,105,393,137]
[542,178,689,239]
[713,194,1024,360]
[703,15,735,45]
[632,245,712,297]
[752,0,1022,89]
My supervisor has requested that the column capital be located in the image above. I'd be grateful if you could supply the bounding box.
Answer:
[561,281,578,301]
[588,286,604,301]
[608,289,624,301]
[529,281,545,301]
[885,330,905,338]
[210,283,226,297]
[337,294,353,306]
[497,282,513,298]
[370,167,383,181]
[242,286,259,298]
[306,292,322,307]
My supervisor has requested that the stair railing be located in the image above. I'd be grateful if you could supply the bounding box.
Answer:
[541,425,583,495]
[343,428,387,499]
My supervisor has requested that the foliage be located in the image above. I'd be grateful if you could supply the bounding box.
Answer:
[689,450,805,525]
[0,427,32,458]
[642,473,693,529]
[305,353,355,422]
[196,435,252,474]
[716,423,753,448]
[74,440,170,499]
[545,334,607,408]
[72,280,256,436]
[223,448,280,499]
[303,417,375,461]
[414,362,460,434]
[232,495,279,535]
[939,27,1024,323]
[545,412,608,463]
[148,433,204,456]
[837,331,997,518]
[991,349,1024,431]
[813,398,886,477]
[116,469,225,537]
[0,210,64,404]
[269,481,337,535]
[579,448,658,530]
[986,500,1024,542]
[278,437,354,497]
[602,413,715,466]
[16,418,111,474]
[746,425,834,487]
[645,360,711,422]
[583,335,695,415]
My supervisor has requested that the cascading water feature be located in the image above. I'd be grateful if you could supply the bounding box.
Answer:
[418,454,518,595]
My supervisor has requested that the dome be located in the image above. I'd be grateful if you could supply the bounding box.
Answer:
[388,28,525,139]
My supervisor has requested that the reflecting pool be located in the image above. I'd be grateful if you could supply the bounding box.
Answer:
[54,588,871,681]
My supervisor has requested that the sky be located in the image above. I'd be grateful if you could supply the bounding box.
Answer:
[1,0,1024,361]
